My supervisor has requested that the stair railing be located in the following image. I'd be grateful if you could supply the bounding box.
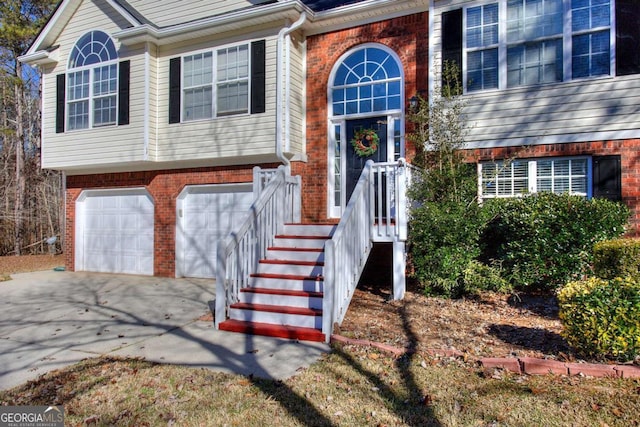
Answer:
[215,165,301,327]
[323,160,375,340]
[323,158,410,341]
[370,158,409,241]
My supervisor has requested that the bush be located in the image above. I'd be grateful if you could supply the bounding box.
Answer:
[462,260,512,295]
[593,238,640,281]
[481,193,629,291]
[409,200,487,298]
[558,277,640,361]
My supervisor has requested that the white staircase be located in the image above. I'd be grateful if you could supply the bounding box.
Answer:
[216,161,411,343]
[218,224,335,342]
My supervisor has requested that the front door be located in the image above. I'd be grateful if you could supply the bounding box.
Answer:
[345,117,388,202]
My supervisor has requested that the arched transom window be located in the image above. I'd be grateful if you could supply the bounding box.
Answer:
[331,46,402,117]
[67,31,119,130]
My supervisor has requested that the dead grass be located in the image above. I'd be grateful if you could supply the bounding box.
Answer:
[0,255,64,279]
[2,255,639,425]
[1,352,638,426]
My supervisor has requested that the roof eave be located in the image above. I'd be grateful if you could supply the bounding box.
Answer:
[114,1,309,46]
[304,0,429,35]
[18,46,59,65]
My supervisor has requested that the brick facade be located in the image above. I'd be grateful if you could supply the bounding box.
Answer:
[465,139,640,234]
[65,164,278,276]
[295,12,429,223]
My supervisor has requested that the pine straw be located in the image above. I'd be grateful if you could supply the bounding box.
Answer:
[338,284,575,362]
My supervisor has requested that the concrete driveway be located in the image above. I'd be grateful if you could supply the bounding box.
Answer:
[0,271,328,390]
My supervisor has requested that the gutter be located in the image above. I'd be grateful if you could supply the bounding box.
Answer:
[276,11,307,167]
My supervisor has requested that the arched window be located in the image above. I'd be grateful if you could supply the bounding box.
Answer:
[330,46,402,117]
[66,31,119,130]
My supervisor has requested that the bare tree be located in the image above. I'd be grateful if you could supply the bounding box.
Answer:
[0,0,59,255]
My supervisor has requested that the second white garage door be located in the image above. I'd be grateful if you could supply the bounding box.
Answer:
[176,184,253,278]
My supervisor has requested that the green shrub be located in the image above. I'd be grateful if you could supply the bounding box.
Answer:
[408,200,487,298]
[593,238,640,281]
[462,260,512,295]
[481,193,629,291]
[558,277,640,361]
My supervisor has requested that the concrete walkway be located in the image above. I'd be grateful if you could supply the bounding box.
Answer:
[0,271,328,391]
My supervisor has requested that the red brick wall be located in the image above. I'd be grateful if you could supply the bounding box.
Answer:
[296,12,429,223]
[65,164,278,277]
[465,139,640,234]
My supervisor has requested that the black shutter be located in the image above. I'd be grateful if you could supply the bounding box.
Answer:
[169,57,181,123]
[616,0,640,76]
[593,155,622,201]
[251,39,266,114]
[56,74,65,133]
[118,60,130,125]
[441,9,463,94]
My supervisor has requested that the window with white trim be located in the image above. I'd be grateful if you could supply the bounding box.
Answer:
[480,157,589,198]
[182,44,249,121]
[67,31,118,130]
[462,0,612,92]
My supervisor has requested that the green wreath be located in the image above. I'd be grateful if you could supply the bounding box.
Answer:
[350,128,379,157]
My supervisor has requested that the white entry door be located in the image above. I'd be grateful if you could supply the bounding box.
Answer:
[176,184,253,278]
[75,189,154,275]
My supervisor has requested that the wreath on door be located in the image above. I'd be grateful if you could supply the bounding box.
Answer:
[350,128,379,157]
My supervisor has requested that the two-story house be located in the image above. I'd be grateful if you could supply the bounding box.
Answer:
[20,0,640,342]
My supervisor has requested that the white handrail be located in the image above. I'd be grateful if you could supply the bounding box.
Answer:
[215,166,301,327]
[323,158,409,341]
[323,160,375,339]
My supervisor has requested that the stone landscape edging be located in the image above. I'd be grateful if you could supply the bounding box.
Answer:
[330,334,640,378]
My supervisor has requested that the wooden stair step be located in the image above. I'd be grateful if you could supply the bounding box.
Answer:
[230,302,322,316]
[268,247,324,252]
[259,259,325,267]
[218,319,325,342]
[251,273,324,281]
[274,234,331,240]
[241,287,323,298]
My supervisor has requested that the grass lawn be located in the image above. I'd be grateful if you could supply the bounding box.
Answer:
[1,346,638,426]
[1,256,639,426]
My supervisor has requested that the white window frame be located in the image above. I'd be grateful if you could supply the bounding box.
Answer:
[478,156,592,201]
[66,30,119,131]
[181,42,250,122]
[461,0,614,93]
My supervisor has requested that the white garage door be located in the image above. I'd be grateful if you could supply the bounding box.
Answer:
[177,184,253,278]
[75,189,154,275]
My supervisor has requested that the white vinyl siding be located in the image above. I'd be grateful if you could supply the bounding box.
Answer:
[40,0,147,171]
[432,0,640,148]
[130,0,253,29]
[286,30,306,155]
[156,35,279,163]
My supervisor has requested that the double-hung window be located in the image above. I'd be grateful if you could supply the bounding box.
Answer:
[466,4,499,91]
[506,0,564,87]
[181,44,249,121]
[458,0,613,93]
[572,0,611,78]
[66,31,119,130]
[480,157,589,199]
